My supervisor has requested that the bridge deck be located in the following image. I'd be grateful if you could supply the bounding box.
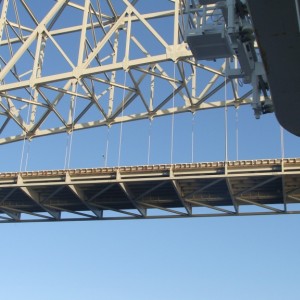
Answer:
[1,158,300,223]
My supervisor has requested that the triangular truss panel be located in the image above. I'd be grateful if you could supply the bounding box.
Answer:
[0,0,265,145]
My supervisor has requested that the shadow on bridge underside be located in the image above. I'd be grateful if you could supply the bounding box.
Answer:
[0,158,300,223]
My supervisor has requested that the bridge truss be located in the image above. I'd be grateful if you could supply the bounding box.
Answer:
[1,1,298,223]
[0,0,268,145]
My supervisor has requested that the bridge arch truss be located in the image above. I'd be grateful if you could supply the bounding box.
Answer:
[0,0,257,145]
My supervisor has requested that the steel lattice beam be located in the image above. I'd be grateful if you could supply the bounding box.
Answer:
[0,0,262,145]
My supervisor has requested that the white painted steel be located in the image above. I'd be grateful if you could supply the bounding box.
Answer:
[0,0,265,144]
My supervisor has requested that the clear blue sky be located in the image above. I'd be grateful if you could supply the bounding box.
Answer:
[1,1,300,300]
[2,215,300,300]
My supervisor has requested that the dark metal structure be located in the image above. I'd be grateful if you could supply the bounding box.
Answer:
[247,0,300,136]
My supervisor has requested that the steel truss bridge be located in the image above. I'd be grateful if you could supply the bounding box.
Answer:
[0,0,299,222]
[0,0,273,144]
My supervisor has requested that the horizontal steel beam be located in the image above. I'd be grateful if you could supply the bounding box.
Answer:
[0,158,299,223]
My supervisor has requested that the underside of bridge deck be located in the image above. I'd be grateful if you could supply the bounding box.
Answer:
[0,158,300,223]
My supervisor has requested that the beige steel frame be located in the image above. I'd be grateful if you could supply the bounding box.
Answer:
[0,0,258,145]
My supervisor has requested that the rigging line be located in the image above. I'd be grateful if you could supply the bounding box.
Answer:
[64,134,70,170]
[170,62,176,164]
[191,112,195,163]
[19,92,32,172]
[234,56,239,161]
[24,137,31,171]
[235,106,239,161]
[64,81,78,170]
[118,71,127,167]
[280,125,285,160]
[104,125,110,167]
[147,118,152,165]
[147,69,155,166]
[67,82,78,169]
[224,65,228,163]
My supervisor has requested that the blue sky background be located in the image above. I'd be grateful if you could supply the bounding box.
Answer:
[1,1,300,299]
[2,215,300,300]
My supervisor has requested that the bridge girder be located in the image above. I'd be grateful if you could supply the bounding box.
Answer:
[0,158,300,223]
